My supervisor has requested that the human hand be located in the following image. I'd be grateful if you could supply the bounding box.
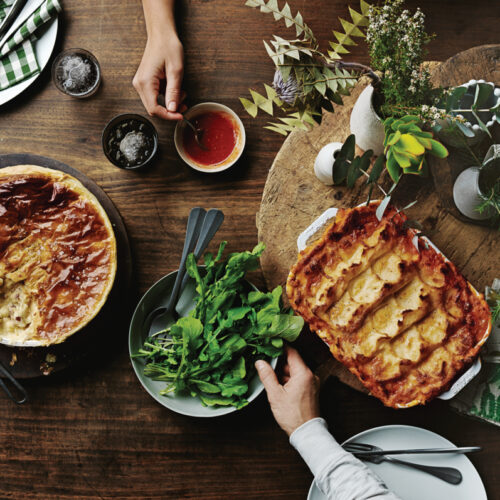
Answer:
[255,346,320,436]
[133,33,186,120]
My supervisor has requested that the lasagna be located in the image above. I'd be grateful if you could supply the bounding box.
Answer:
[286,202,491,408]
[0,165,117,346]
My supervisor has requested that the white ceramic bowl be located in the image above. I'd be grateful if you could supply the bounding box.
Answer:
[174,102,246,173]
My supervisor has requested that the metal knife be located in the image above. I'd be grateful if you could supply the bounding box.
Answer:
[0,0,28,41]
[344,446,481,456]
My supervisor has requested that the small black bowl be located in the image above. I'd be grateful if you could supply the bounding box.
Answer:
[52,48,101,98]
[102,114,158,170]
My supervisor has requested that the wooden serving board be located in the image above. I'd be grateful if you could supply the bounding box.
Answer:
[0,154,133,379]
[257,45,500,391]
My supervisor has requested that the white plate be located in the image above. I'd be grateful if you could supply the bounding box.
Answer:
[0,5,59,106]
[308,425,487,500]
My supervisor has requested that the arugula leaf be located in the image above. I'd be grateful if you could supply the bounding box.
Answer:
[138,242,304,410]
[266,314,304,341]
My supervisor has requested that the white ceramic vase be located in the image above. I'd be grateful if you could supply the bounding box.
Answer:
[350,85,385,156]
[453,144,500,220]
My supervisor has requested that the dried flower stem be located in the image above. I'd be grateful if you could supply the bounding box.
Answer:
[328,61,381,88]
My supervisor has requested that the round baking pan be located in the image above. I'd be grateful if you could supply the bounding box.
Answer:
[0,154,133,378]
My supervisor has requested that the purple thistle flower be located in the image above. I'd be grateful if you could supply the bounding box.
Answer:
[273,70,301,105]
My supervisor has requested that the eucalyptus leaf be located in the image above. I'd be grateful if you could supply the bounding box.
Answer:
[471,110,492,137]
[346,157,362,188]
[368,155,385,184]
[455,121,475,138]
[473,82,494,110]
[376,195,392,221]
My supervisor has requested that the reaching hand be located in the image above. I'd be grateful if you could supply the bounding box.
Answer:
[133,33,186,121]
[256,346,320,436]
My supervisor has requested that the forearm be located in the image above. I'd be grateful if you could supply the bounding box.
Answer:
[290,419,401,500]
[142,0,178,39]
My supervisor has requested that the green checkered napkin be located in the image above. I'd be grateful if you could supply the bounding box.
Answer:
[0,0,61,91]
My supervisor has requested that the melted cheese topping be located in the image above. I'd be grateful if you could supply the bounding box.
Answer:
[287,202,491,408]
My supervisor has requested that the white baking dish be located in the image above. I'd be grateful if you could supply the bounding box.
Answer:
[296,204,490,404]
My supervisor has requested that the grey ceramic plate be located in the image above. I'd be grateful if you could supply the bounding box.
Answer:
[307,425,486,500]
[129,269,276,417]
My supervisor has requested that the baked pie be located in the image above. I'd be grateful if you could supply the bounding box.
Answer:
[0,165,117,346]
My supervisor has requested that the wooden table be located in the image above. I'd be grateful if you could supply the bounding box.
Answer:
[0,1,499,498]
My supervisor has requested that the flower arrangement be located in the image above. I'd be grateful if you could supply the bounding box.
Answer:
[366,0,433,118]
[240,0,373,135]
[240,0,450,186]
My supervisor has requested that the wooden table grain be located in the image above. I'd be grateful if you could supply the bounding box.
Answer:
[0,1,499,499]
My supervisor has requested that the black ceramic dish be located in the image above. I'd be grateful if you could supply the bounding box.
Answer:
[102,114,158,170]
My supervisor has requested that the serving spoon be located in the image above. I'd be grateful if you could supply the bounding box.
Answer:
[145,207,205,337]
[144,208,224,337]
[182,117,208,151]
[156,95,208,150]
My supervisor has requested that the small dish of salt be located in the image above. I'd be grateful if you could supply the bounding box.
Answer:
[102,114,158,170]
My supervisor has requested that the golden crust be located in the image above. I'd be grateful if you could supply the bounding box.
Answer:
[0,165,117,346]
[287,202,491,408]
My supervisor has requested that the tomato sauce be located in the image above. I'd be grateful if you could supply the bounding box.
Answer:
[182,111,237,167]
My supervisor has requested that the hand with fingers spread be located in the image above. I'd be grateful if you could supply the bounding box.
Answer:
[133,0,186,121]
[255,346,320,436]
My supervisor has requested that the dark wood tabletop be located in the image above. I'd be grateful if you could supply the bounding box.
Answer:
[1,1,499,499]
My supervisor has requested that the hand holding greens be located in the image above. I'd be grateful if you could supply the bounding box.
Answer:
[135,242,304,409]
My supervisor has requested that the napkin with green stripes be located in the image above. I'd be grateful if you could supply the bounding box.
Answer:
[0,0,61,91]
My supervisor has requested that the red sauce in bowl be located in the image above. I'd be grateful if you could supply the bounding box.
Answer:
[182,111,237,167]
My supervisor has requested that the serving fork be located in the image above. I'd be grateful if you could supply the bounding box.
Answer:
[344,442,464,485]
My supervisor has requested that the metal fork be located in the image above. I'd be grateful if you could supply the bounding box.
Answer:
[0,360,28,404]
[345,443,463,485]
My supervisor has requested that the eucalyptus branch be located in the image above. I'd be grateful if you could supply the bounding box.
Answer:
[359,167,388,196]
[456,132,483,166]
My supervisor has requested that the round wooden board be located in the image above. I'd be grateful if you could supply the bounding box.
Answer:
[0,154,133,379]
[257,45,500,390]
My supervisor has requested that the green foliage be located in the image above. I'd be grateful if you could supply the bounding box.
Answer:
[327,1,371,61]
[330,134,390,207]
[244,0,316,42]
[136,242,304,409]
[367,0,433,117]
[242,0,369,135]
[486,287,500,325]
[434,83,500,139]
[476,179,500,229]
[383,115,448,182]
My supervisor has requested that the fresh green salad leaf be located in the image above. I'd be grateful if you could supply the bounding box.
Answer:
[137,242,304,409]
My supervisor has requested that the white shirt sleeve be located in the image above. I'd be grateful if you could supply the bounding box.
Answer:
[290,418,402,500]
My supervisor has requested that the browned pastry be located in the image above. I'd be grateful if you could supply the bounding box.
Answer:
[0,165,117,346]
[286,202,491,408]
